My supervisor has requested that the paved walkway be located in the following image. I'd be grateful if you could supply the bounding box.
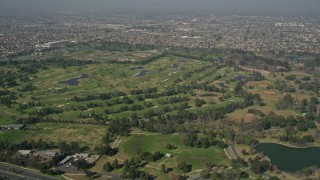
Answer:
[111,136,122,148]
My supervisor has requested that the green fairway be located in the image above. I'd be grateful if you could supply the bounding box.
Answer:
[0,130,30,143]
[0,117,14,125]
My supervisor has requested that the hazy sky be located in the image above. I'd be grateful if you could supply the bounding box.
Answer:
[1,0,320,14]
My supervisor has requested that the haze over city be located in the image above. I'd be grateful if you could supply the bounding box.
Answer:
[1,0,320,14]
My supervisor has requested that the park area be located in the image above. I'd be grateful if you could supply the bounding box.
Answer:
[90,131,230,179]
[0,122,107,149]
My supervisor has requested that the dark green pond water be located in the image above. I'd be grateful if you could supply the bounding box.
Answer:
[256,143,320,172]
[59,74,89,86]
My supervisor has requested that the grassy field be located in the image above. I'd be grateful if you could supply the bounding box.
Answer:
[0,122,107,149]
[3,52,258,125]
[0,117,14,125]
[89,132,230,178]
[117,134,230,171]
[0,130,31,143]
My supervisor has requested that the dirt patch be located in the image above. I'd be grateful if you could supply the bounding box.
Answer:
[264,90,277,95]
[258,82,270,88]
[227,110,256,123]
[244,113,258,122]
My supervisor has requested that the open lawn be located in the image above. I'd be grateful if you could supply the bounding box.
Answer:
[90,155,111,173]
[0,117,14,125]
[227,105,300,123]
[0,122,107,149]
[2,48,261,126]
[0,130,30,143]
[118,134,230,172]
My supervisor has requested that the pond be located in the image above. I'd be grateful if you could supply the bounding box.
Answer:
[256,143,320,172]
[59,74,89,86]
[134,70,149,77]
[217,82,225,87]
[234,75,248,81]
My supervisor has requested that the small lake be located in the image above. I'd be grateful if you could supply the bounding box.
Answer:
[59,74,89,86]
[217,82,225,87]
[256,143,320,172]
[134,70,149,77]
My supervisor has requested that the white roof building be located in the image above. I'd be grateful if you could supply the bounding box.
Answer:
[18,150,32,156]
[73,153,89,159]
[165,153,172,158]
[58,156,72,165]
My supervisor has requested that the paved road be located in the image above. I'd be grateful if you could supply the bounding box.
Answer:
[230,142,241,159]
[0,162,59,180]
[228,142,273,179]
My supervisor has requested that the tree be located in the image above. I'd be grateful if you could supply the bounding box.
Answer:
[301,167,313,176]
[195,98,206,107]
[183,132,198,147]
[310,97,319,105]
[199,138,210,148]
[286,116,297,126]
[276,94,295,109]
[58,141,80,155]
[223,129,235,141]
[109,118,130,136]
[308,97,318,113]
[166,143,177,149]
[269,176,280,180]
[130,113,139,127]
[95,144,117,156]
[300,99,308,113]
[104,162,113,172]
[240,172,249,178]
[74,159,90,170]
[51,155,66,166]
[84,170,98,179]
[161,164,166,173]
[102,132,113,144]
[177,161,191,173]
[112,159,119,169]
[241,149,249,156]
[250,156,270,174]
[297,122,308,131]
[302,135,314,143]
[260,120,271,130]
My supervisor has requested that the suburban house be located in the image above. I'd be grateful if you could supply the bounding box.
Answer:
[45,151,57,157]
[57,153,100,167]
[85,155,100,164]
[73,153,89,159]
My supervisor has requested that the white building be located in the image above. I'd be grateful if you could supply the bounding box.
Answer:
[18,150,32,156]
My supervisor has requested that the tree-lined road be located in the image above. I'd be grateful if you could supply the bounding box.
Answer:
[0,162,59,180]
